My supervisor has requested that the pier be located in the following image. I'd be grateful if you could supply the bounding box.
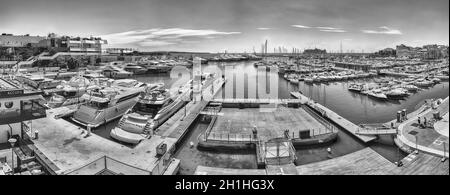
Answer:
[211,98,304,108]
[290,92,377,143]
[156,77,226,145]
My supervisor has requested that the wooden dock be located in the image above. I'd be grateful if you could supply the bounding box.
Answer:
[290,92,376,143]
[193,147,449,175]
[396,153,449,175]
[296,148,397,175]
[266,164,298,175]
[195,166,267,175]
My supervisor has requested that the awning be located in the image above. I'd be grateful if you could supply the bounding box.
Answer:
[0,94,45,102]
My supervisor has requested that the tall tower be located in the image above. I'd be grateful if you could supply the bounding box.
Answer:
[340,41,343,54]
[265,40,268,55]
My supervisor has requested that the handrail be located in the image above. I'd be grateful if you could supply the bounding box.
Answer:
[65,155,151,175]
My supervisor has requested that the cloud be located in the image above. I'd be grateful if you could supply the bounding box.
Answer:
[100,28,241,47]
[316,27,340,30]
[291,25,311,29]
[293,25,346,33]
[257,27,271,30]
[319,29,347,33]
[362,26,402,35]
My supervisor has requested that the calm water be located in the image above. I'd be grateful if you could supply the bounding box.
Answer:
[84,61,448,174]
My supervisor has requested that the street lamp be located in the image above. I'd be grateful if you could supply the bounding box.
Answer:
[443,142,447,162]
[8,138,17,175]
[414,135,419,154]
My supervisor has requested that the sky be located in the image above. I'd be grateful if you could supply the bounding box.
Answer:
[1,0,448,53]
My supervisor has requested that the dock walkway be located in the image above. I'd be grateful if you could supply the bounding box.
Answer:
[156,78,225,142]
[356,129,397,135]
[397,152,449,175]
[212,98,303,104]
[290,91,376,142]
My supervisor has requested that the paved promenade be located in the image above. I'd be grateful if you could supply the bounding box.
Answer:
[396,97,449,158]
[30,108,177,174]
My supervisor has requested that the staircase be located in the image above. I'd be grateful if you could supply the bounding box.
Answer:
[143,122,153,135]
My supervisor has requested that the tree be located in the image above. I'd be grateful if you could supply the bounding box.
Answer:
[67,58,79,70]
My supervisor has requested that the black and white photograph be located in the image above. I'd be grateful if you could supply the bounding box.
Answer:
[0,0,448,180]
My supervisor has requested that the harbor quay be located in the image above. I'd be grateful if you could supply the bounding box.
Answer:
[1,16,449,176]
[395,97,449,157]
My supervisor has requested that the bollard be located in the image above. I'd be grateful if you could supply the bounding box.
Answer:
[402,109,407,120]
[34,130,39,140]
[397,111,402,123]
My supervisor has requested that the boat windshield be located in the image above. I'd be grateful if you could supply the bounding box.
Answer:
[62,91,77,97]
[134,102,163,117]
[87,101,109,109]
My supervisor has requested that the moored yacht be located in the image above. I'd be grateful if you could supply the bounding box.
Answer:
[110,82,191,144]
[71,79,146,128]
[368,89,388,100]
[46,76,92,108]
[348,83,363,92]
[123,63,148,75]
[385,88,409,100]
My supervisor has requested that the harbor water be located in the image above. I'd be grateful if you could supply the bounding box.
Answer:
[83,61,448,174]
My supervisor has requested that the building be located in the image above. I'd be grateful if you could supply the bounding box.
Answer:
[396,44,449,59]
[34,34,107,55]
[0,77,46,144]
[0,34,46,48]
[376,48,396,57]
[396,44,412,58]
[303,48,327,55]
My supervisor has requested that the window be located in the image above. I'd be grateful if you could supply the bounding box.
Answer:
[5,102,13,108]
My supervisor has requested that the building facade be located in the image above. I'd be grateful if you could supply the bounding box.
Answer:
[0,34,46,48]
[0,77,46,144]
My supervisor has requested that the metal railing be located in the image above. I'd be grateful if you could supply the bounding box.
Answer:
[65,156,151,175]
[205,133,256,143]
[287,128,335,139]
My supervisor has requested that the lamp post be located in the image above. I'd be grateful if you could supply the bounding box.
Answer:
[443,142,447,162]
[414,135,419,154]
[8,138,17,175]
